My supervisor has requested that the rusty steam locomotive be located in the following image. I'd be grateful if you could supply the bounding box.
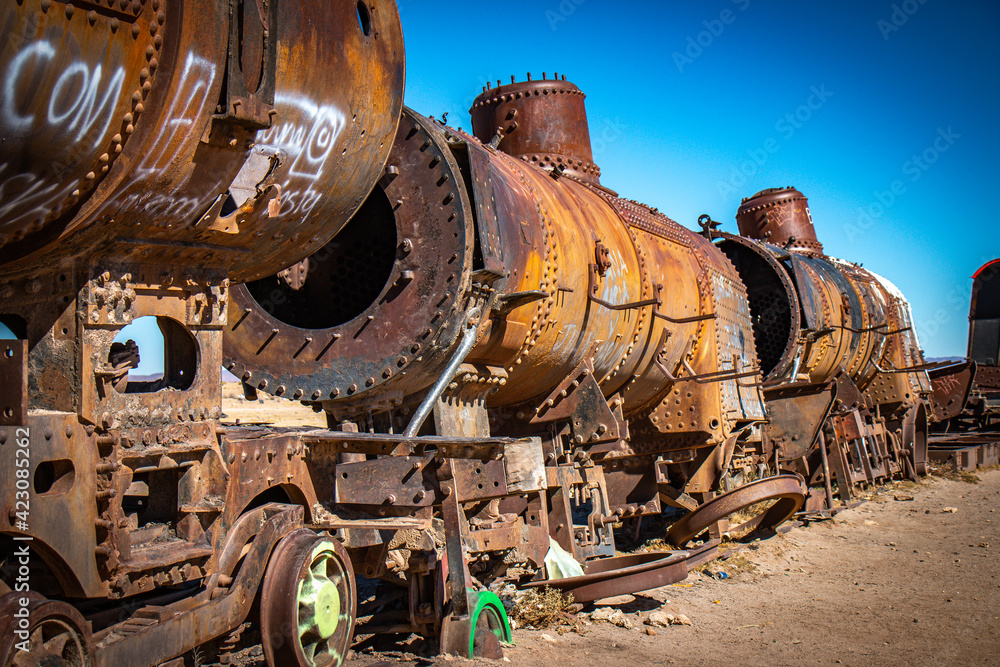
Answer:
[0,2,945,665]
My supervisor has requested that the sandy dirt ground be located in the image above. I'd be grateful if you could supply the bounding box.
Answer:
[221,382,327,428]
[222,389,999,666]
[337,470,1000,667]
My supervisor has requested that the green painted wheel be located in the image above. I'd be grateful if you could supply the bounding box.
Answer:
[260,529,357,667]
[468,590,512,658]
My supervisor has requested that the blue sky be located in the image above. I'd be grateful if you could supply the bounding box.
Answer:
[3,0,996,369]
[400,0,999,358]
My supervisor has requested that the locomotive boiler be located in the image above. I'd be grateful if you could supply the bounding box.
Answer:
[226,75,807,570]
[713,187,933,507]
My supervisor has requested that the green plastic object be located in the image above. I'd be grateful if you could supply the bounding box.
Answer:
[467,589,513,657]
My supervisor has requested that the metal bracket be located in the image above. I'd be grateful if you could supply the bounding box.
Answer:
[531,355,625,446]
[216,0,279,129]
[0,339,27,425]
[588,264,717,323]
[652,332,760,386]
[871,358,953,375]
[587,264,662,310]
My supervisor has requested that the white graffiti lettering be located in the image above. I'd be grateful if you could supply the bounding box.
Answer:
[3,41,125,149]
[134,53,216,175]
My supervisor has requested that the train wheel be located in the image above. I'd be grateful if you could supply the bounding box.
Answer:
[665,475,806,546]
[902,404,929,478]
[260,529,356,667]
[0,592,93,666]
[439,590,511,659]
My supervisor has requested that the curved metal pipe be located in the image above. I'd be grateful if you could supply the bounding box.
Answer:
[403,308,482,437]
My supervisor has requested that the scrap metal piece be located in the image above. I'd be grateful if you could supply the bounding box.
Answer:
[519,542,718,604]
[0,340,27,425]
[666,475,805,546]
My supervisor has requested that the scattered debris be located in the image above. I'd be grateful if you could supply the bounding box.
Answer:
[645,611,693,627]
[589,607,634,629]
[509,587,576,630]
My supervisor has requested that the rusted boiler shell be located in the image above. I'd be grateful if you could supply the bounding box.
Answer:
[718,187,930,400]
[227,104,765,444]
[862,270,932,409]
[0,0,404,281]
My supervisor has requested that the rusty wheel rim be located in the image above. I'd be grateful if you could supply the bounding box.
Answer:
[0,594,92,667]
[666,475,805,547]
[260,529,357,667]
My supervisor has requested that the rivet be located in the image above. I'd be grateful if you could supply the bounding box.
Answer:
[65,4,75,18]
[110,17,119,31]
[88,9,97,23]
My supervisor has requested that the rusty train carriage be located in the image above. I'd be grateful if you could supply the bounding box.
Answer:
[226,78,799,566]
[0,2,949,664]
[0,0,414,664]
[929,258,1000,434]
[714,187,934,509]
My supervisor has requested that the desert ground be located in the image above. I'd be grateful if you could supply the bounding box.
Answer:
[222,385,1000,667]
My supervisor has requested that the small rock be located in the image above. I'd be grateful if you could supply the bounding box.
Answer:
[893,494,914,501]
[646,611,674,628]
[540,633,558,643]
[608,609,633,629]
[645,628,657,636]
[863,520,879,526]
[591,607,614,622]
[674,614,693,626]
[942,507,958,514]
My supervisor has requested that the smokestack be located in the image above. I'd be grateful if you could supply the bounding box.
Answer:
[736,187,823,254]
[470,74,601,185]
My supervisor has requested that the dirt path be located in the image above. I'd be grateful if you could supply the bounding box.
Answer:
[340,469,1000,667]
